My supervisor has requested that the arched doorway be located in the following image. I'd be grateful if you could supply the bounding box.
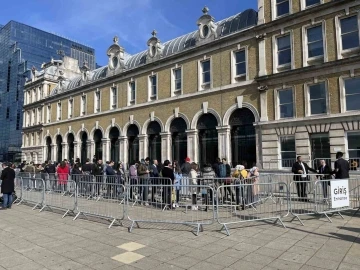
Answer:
[170,118,187,166]
[46,137,52,161]
[56,135,63,163]
[147,121,161,162]
[127,124,139,163]
[198,114,218,167]
[109,127,120,162]
[67,133,75,162]
[230,108,256,168]
[93,129,103,161]
[80,132,88,164]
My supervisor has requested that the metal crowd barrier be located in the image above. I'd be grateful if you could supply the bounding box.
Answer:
[17,178,45,210]
[127,177,215,235]
[74,179,125,228]
[216,181,288,236]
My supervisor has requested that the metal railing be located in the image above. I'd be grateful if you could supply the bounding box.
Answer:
[8,174,360,236]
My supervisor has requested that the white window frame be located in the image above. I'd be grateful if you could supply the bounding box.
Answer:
[68,98,73,119]
[32,109,36,126]
[26,111,30,127]
[231,46,248,83]
[57,101,62,121]
[335,12,360,59]
[94,89,101,113]
[304,80,329,117]
[198,56,212,91]
[300,0,322,10]
[302,21,327,67]
[339,75,360,113]
[346,131,360,160]
[46,105,51,123]
[81,94,87,116]
[171,65,183,96]
[128,79,136,105]
[148,73,158,101]
[274,87,295,120]
[279,135,297,169]
[272,31,294,73]
[271,0,292,20]
[110,85,118,109]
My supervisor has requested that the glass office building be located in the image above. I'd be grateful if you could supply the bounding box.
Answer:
[0,21,95,162]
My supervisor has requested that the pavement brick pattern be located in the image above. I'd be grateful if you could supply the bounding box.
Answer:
[0,205,359,269]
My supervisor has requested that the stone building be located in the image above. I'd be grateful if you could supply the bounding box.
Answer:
[22,0,360,170]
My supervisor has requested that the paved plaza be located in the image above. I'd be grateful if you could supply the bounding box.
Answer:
[0,205,359,270]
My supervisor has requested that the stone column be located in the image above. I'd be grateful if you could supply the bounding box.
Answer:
[51,144,57,162]
[259,86,268,122]
[257,0,265,25]
[138,135,148,160]
[161,132,171,162]
[102,138,110,161]
[42,146,47,162]
[257,34,267,77]
[216,126,231,163]
[62,142,68,160]
[119,136,128,167]
[88,140,94,159]
[186,129,198,163]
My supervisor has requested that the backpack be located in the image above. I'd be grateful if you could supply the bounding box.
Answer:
[219,164,226,178]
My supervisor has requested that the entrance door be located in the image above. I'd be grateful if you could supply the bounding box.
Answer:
[197,114,218,167]
[310,133,330,167]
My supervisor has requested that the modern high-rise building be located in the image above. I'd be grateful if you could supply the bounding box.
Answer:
[0,21,95,162]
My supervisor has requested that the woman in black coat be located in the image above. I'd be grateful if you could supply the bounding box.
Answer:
[1,163,15,209]
[161,160,174,207]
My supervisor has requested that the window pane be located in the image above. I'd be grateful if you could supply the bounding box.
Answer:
[277,35,290,50]
[174,69,181,80]
[236,62,246,75]
[342,32,360,50]
[308,41,324,57]
[281,136,295,151]
[151,76,157,86]
[277,1,289,17]
[306,0,320,6]
[307,26,322,42]
[341,16,358,34]
[279,50,291,65]
[280,103,293,118]
[345,78,360,95]
[346,95,360,111]
[279,89,293,104]
[348,133,360,150]
[202,60,210,72]
[235,51,245,63]
[175,80,181,90]
[310,99,327,115]
[203,71,210,83]
[309,83,326,100]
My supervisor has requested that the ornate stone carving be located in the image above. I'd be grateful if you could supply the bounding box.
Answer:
[256,33,267,40]
[257,85,268,92]
[196,7,218,45]
[107,36,125,74]
[146,30,164,62]
[80,60,90,83]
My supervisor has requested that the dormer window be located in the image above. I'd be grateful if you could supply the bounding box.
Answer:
[107,36,125,72]
[112,56,118,69]
[197,7,218,43]
[202,25,209,38]
[147,30,163,62]
[151,46,156,58]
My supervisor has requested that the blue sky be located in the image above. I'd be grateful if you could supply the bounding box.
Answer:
[0,0,257,66]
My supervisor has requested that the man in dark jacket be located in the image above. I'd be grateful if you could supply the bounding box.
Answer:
[161,160,174,207]
[317,159,332,199]
[212,158,221,177]
[181,157,191,175]
[80,158,94,197]
[292,156,317,200]
[334,152,350,179]
[1,162,15,209]
[93,160,104,197]
[150,159,159,202]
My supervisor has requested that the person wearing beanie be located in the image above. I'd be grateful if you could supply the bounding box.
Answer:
[181,157,191,175]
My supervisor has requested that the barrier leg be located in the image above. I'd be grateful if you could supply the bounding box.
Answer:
[108,218,122,229]
[274,217,286,228]
[220,224,230,236]
[290,215,305,226]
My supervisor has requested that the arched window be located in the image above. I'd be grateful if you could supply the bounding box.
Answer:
[56,135,63,163]
[197,114,218,167]
[127,125,139,164]
[93,129,103,161]
[67,133,75,162]
[147,121,161,162]
[170,118,187,166]
[109,127,120,162]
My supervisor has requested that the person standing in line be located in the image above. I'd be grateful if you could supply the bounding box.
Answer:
[212,158,221,177]
[292,156,317,201]
[45,160,56,191]
[161,160,175,208]
[317,159,332,199]
[138,159,150,206]
[0,163,15,210]
[93,160,104,198]
[189,162,199,210]
[129,161,138,201]
[173,165,182,208]
[105,161,116,198]
[150,159,159,203]
[81,158,95,197]
[181,157,191,175]
[334,152,350,179]
[57,161,69,193]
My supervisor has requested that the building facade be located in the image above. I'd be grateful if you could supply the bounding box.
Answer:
[0,21,95,162]
[22,0,360,170]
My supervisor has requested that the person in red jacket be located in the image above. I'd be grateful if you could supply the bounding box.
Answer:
[57,161,69,193]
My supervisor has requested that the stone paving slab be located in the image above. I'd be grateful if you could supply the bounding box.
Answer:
[0,204,359,269]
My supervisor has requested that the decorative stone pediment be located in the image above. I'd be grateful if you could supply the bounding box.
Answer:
[196,7,218,45]
[107,36,126,74]
[146,30,164,62]
[57,74,69,92]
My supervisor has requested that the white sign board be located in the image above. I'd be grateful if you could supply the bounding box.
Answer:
[330,179,350,208]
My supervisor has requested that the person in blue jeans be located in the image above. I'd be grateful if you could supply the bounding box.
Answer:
[1,162,15,210]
